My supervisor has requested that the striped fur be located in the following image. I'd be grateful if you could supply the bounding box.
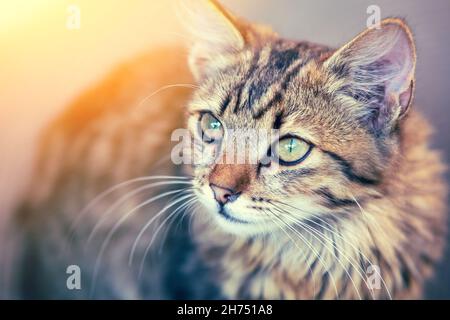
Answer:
[10,0,447,299]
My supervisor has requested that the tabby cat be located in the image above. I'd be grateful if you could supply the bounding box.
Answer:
[11,0,447,299]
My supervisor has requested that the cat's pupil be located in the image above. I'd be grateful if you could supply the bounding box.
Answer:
[210,121,221,130]
[286,138,296,153]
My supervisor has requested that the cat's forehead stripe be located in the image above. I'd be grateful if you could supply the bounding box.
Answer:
[251,58,309,120]
[227,41,331,119]
[272,111,284,129]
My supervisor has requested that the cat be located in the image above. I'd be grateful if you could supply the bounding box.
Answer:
[8,0,447,299]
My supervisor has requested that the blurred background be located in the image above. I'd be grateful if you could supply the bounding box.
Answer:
[1,0,449,298]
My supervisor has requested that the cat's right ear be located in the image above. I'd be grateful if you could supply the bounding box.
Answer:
[177,0,246,81]
[324,18,416,133]
[323,19,416,133]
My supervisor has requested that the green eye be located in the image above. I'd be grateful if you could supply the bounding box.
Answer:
[275,136,312,165]
[199,113,224,142]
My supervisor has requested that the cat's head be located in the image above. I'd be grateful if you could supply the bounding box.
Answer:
[180,0,416,235]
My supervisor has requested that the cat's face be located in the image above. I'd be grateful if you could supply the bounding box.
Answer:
[181,0,415,236]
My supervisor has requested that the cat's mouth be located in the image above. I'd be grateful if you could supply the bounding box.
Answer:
[194,186,276,235]
[217,206,248,224]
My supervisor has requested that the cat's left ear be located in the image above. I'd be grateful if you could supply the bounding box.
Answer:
[178,0,246,81]
[324,18,416,132]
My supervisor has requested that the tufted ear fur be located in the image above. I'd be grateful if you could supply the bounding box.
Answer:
[324,18,416,133]
[178,0,246,81]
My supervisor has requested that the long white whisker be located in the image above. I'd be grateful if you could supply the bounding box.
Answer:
[272,206,367,300]
[268,209,339,299]
[265,210,318,298]
[86,180,193,245]
[138,196,197,278]
[273,199,392,299]
[187,202,201,238]
[349,192,390,247]
[128,193,194,267]
[89,188,187,296]
[67,175,189,247]
[348,192,393,300]
[159,197,198,254]
[136,83,199,111]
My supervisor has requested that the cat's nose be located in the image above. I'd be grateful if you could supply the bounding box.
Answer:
[210,183,240,205]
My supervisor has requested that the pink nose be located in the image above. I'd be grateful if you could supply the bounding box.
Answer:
[210,184,240,205]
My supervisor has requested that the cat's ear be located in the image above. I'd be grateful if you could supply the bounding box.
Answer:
[324,18,416,132]
[178,0,246,81]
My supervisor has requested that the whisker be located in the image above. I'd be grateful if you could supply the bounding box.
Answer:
[276,199,392,299]
[268,209,339,299]
[136,83,199,111]
[67,175,189,248]
[138,196,197,278]
[273,199,392,299]
[265,210,318,298]
[348,191,393,300]
[349,192,390,248]
[86,180,193,245]
[128,192,195,267]
[89,187,187,297]
[272,206,367,299]
[159,197,198,254]
[187,202,201,238]
[271,204,370,298]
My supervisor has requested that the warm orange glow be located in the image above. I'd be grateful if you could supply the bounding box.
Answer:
[0,0,183,217]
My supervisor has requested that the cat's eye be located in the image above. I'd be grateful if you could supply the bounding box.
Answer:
[199,113,224,142]
[274,136,312,165]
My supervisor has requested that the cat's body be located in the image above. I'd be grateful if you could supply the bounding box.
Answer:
[10,1,448,299]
